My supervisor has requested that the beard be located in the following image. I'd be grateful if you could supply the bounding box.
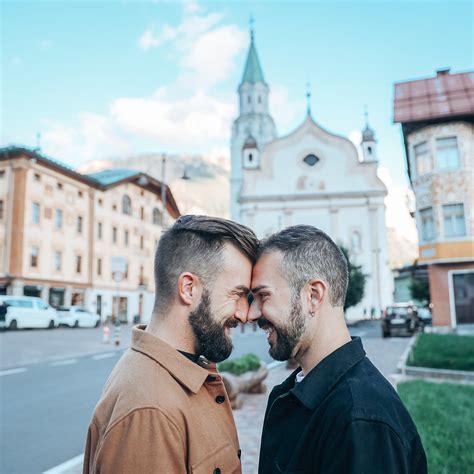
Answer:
[258,294,306,361]
[188,289,238,363]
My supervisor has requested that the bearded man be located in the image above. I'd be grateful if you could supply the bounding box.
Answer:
[249,225,427,474]
[83,215,258,474]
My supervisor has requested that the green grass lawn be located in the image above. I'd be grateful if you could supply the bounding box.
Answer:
[398,380,474,474]
[408,334,474,371]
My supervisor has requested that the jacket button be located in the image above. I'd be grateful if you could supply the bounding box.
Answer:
[213,469,221,474]
[215,395,225,404]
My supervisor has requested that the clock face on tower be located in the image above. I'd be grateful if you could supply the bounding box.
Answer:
[303,154,320,167]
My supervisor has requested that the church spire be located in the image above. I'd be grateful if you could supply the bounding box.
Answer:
[241,21,265,85]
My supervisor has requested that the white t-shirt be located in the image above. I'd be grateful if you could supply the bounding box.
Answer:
[295,370,306,383]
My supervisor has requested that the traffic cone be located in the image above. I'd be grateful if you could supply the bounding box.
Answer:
[102,326,110,344]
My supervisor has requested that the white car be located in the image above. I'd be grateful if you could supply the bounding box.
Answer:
[56,306,101,328]
[0,296,58,330]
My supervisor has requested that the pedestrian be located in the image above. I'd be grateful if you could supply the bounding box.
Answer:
[249,225,427,474]
[83,215,258,473]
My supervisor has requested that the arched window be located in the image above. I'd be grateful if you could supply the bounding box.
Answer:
[122,195,131,215]
[153,207,162,225]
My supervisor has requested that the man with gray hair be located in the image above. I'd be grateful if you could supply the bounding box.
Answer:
[249,225,427,473]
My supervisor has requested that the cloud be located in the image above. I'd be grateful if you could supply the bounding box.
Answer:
[377,166,418,242]
[138,3,245,88]
[39,40,53,50]
[138,26,177,50]
[110,87,236,147]
[181,24,246,87]
[41,2,247,163]
[42,113,132,166]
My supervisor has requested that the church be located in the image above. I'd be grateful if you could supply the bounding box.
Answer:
[230,31,393,319]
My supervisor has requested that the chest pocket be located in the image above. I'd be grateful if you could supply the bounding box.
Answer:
[191,443,241,474]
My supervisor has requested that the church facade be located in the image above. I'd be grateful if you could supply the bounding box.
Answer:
[230,32,393,319]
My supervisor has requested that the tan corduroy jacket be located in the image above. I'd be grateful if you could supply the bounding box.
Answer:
[83,325,241,474]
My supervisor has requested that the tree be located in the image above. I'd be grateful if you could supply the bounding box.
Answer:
[340,246,367,311]
[409,277,430,305]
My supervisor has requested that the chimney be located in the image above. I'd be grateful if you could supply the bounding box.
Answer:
[436,68,451,76]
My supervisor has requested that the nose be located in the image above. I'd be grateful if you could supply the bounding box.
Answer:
[247,299,262,322]
[234,297,249,324]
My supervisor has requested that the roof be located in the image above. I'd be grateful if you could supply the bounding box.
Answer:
[241,33,265,84]
[88,169,138,186]
[0,146,181,218]
[242,135,258,149]
[361,125,375,142]
[393,69,474,124]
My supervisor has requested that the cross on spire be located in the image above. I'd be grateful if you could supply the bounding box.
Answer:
[364,105,369,127]
[249,14,255,41]
[306,82,312,116]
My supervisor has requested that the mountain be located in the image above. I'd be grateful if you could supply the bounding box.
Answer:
[78,152,230,218]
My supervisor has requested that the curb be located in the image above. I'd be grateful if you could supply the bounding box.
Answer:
[397,333,474,383]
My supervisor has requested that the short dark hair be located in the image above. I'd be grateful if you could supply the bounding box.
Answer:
[258,225,348,307]
[154,215,258,312]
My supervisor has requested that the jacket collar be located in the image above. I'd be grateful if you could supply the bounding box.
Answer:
[131,325,210,394]
[289,337,366,410]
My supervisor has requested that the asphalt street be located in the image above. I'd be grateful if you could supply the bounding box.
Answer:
[0,320,409,473]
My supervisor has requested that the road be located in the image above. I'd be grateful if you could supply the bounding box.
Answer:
[0,320,410,473]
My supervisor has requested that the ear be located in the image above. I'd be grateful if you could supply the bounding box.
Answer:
[307,279,326,316]
[177,272,202,306]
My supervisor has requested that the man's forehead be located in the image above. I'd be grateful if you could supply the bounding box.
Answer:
[254,250,284,273]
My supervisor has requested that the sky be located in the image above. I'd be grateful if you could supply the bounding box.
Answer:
[2,0,473,227]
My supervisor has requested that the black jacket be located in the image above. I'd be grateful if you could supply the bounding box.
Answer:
[258,337,427,474]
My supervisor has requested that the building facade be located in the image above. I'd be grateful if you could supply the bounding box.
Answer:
[231,32,394,319]
[394,68,474,328]
[0,147,180,324]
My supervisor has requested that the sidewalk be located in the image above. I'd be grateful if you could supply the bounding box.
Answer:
[234,363,293,473]
[59,364,292,474]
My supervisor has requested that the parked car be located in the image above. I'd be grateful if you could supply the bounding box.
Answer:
[381,303,423,338]
[0,296,58,330]
[56,306,101,328]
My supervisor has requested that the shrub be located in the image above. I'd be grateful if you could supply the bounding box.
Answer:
[218,353,261,375]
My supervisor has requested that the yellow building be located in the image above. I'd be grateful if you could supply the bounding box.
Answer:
[394,69,474,328]
[0,146,180,323]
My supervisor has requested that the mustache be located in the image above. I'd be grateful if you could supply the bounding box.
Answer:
[224,318,239,329]
[257,318,274,330]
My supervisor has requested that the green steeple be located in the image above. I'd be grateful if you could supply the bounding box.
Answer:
[241,31,265,84]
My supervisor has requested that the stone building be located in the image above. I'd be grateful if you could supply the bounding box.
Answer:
[230,31,394,319]
[0,146,180,323]
[394,68,474,328]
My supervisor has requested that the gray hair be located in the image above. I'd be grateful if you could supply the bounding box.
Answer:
[258,225,348,307]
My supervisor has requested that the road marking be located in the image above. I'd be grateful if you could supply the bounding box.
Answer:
[0,367,27,376]
[43,453,84,474]
[49,359,78,367]
[92,352,116,360]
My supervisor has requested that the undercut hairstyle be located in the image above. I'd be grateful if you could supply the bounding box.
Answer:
[154,215,258,313]
[259,225,348,307]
